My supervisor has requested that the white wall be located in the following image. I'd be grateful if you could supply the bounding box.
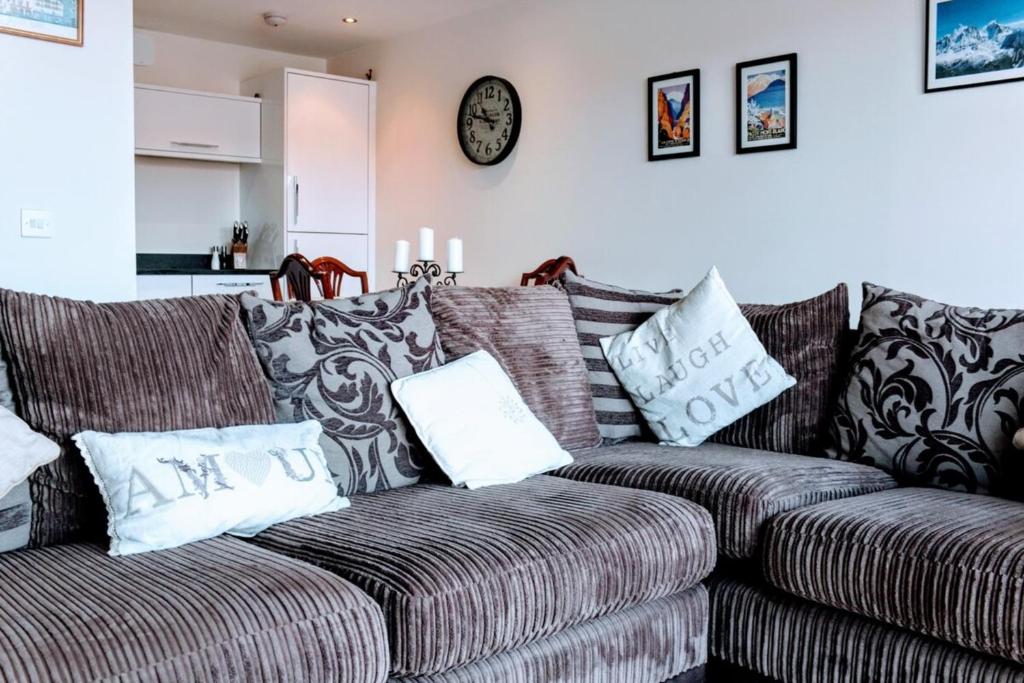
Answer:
[330,0,1024,311]
[0,1,135,301]
[133,30,325,255]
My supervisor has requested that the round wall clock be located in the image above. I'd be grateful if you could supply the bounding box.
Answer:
[457,75,522,165]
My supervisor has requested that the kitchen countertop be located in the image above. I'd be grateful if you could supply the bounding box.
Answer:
[137,253,274,276]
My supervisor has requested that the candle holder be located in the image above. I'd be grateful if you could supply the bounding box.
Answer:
[395,260,460,288]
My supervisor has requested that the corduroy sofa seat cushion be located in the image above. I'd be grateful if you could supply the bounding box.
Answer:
[553,442,897,559]
[710,576,1024,683]
[0,537,388,683]
[390,586,709,683]
[763,487,1024,664]
[249,475,716,676]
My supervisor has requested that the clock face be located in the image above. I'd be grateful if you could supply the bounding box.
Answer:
[458,76,521,165]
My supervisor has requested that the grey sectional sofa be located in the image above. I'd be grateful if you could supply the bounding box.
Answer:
[1,278,1022,683]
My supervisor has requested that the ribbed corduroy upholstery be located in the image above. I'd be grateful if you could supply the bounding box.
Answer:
[390,587,708,683]
[710,576,1024,682]
[554,441,896,559]
[763,487,1024,664]
[250,475,716,676]
[432,287,601,451]
[0,289,275,547]
[0,537,389,683]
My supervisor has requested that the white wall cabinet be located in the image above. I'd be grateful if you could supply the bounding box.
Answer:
[241,69,375,289]
[135,84,262,163]
[136,274,272,300]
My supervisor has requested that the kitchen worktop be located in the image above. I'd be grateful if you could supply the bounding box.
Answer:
[137,253,273,276]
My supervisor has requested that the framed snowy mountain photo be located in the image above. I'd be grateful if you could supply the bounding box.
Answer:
[736,54,797,154]
[648,69,700,161]
[927,0,1024,92]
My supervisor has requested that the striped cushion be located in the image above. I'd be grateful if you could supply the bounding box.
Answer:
[391,587,708,683]
[0,290,276,547]
[432,287,601,451]
[710,576,1024,682]
[554,441,897,559]
[0,537,388,683]
[763,487,1024,664]
[559,271,682,442]
[250,475,716,676]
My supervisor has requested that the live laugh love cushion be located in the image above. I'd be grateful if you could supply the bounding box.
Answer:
[75,421,345,556]
[602,268,795,447]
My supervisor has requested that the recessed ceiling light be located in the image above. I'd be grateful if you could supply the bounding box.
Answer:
[342,17,358,24]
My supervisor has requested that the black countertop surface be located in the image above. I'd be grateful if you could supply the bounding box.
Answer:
[137,253,274,276]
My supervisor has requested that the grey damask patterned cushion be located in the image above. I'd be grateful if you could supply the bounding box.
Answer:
[826,283,1024,496]
[0,349,32,553]
[241,278,444,496]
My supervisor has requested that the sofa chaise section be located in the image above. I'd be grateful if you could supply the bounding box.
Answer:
[0,537,389,683]
[248,475,716,677]
[554,442,897,559]
[763,487,1024,665]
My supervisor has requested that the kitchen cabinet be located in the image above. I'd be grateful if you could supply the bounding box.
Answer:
[241,69,375,289]
[135,84,262,163]
[136,274,272,301]
[287,232,370,298]
[137,275,192,300]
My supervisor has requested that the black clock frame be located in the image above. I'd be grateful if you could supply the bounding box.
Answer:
[457,75,522,166]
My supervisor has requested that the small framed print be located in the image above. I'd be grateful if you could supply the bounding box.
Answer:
[736,54,797,154]
[648,69,700,161]
[0,0,83,46]
[926,0,1024,93]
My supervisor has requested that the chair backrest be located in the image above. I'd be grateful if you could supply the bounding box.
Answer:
[520,256,580,286]
[270,254,334,302]
[311,256,369,297]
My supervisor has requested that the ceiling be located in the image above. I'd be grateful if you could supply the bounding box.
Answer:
[133,0,510,58]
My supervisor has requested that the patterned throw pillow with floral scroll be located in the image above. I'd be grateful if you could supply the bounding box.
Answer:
[241,278,445,496]
[826,283,1024,497]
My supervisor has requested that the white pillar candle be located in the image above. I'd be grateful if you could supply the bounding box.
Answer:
[393,240,411,273]
[418,227,435,262]
[446,238,464,273]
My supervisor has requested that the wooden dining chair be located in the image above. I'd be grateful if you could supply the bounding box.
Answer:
[311,256,370,296]
[270,254,334,302]
[520,256,580,286]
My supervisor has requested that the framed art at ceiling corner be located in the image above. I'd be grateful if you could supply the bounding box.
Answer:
[926,0,1024,93]
[0,0,82,47]
[648,68,700,161]
[736,53,797,154]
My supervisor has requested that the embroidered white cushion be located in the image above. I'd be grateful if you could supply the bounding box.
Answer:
[0,405,60,499]
[601,267,796,447]
[74,420,347,556]
[391,350,573,489]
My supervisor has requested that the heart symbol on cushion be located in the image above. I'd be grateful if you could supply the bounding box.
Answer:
[224,450,273,487]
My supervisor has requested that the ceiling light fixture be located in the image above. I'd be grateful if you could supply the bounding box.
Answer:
[263,12,288,28]
[342,17,358,24]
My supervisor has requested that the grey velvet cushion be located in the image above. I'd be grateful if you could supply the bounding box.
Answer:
[827,283,1024,496]
[710,576,1024,683]
[763,487,1024,664]
[432,287,602,451]
[241,278,445,496]
[553,441,897,559]
[0,537,389,683]
[391,587,709,683]
[249,475,716,676]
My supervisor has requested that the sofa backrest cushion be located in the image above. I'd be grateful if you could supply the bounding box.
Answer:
[240,277,445,496]
[560,271,684,443]
[432,286,602,451]
[709,283,849,455]
[826,283,1024,496]
[0,290,275,547]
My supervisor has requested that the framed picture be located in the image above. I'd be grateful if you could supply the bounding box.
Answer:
[0,0,82,47]
[736,54,797,154]
[926,0,1024,92]
[648,69,700,161]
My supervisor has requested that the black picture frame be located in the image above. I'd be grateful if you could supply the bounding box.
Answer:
[925,0,1024,93]
[736,53,798,154]
[647,69,701,161]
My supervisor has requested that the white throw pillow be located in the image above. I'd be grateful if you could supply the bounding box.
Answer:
[0,405,60,499]
[391,350,573,489]
[74,420,347,556]
[601,267,796,447]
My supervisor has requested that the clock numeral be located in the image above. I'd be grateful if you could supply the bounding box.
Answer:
[469,130,477,144]
[485,85,495,99]
[502,128,509,140]
[506,113,513,125]
[504,99,510,112]
[495,140,502,152]
[465,116,473,128]
[485,143,493,155]
[476,140,482,154]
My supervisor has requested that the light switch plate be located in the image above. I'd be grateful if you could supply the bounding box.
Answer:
[21,210,54,238]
